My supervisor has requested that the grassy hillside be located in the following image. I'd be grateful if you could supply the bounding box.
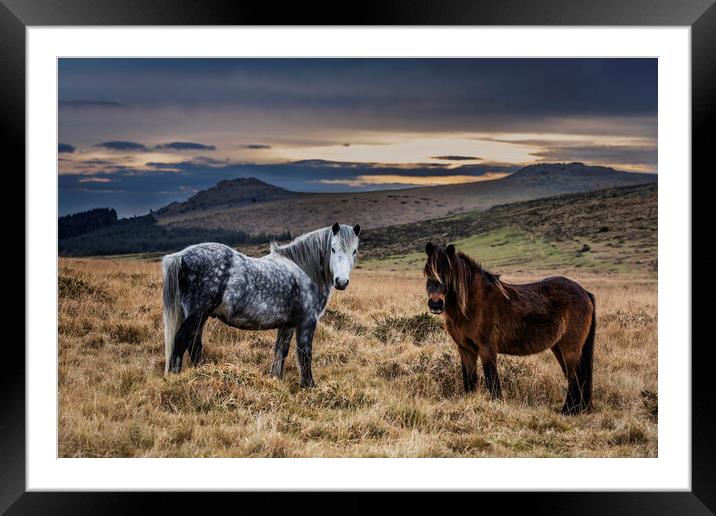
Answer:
[359,183,657,275]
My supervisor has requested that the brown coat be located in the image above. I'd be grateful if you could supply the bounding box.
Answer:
[424,243,595,414]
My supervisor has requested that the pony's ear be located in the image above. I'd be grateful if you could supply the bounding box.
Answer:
[446,244,456,257]
[353,224,361,236]
[425,242,435,255]
[332,222,340,235]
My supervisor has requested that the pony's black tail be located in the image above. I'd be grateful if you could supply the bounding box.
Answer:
[162,252,183,373]
[578,292,597,409]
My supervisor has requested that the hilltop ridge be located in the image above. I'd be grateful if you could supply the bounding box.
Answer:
[156,177,295,218]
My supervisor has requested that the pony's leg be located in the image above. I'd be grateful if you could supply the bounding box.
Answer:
[269,327,295,379]
[551,346,568,377]
[169,312,208,373]
[556,340,585,415]
[478,348,502,400]
[296,320,317,388]
[188,321,206,366]
[457,345,478,393]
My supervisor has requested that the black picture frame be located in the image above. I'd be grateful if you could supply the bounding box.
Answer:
[4,0,712,513]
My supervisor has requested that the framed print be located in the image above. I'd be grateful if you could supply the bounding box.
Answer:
[5,0,713,512]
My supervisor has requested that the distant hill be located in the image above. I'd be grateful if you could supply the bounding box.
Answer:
[156,177,295,219]
[155,162,657,236]
[505,162,631,180]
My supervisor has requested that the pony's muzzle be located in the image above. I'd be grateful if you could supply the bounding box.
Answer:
[335,278,350,290]
[428,299,444,314]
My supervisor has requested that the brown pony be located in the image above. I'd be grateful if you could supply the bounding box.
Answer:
[424,242,596,414]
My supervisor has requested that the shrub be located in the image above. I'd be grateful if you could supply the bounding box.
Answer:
[640,389,658,422]
[59,275,110,302]
[322,308,367,335]
[372,313,444,345]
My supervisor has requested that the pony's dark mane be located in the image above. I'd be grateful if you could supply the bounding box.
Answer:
[455,253,507,289]
[425,247,510,316]
[459,252,511,301]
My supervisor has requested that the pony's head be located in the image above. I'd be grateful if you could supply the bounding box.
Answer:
[424,242,470,316]
[329,222,361,290]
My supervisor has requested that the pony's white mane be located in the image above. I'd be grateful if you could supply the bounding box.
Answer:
[270,225,358,286]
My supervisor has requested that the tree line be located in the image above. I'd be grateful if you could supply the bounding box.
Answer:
[59,208,118,239]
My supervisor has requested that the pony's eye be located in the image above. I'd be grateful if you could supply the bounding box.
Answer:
[331,247,336,253]
[353,250,357,255]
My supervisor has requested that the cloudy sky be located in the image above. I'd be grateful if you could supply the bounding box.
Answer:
[58,58,657,216]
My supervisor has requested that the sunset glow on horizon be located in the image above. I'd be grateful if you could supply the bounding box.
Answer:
[317,172,512,187]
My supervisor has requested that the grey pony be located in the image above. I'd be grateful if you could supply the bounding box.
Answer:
[162,222,361,387]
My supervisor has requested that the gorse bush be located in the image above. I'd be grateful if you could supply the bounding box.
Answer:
[321,308,368,335]
[372,313,444,345]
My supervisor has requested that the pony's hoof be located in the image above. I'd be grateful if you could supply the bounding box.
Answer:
[300,380,315,388]
[561,403,588,415]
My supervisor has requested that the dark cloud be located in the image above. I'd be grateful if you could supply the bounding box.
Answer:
[84,159,116,165]
[145,162,179,170]
[291,159,449,169]
[146,156,230,169]
[58,143,75,153]
[60,99,128,109]
[244,144,272,149]
[291,159,372,168]
[95,141,148,151]
[58,58,657,124]
[76,159,121,168]
[155,141,216,151]
[431,155,481,161]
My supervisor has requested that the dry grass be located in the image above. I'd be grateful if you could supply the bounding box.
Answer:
[58,259,657,457]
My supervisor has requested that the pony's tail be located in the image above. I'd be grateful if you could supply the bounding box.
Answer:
[579,292,597,408]
[162,253,183,373]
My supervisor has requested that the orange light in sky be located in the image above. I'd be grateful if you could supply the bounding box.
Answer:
[318,172,510,187]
